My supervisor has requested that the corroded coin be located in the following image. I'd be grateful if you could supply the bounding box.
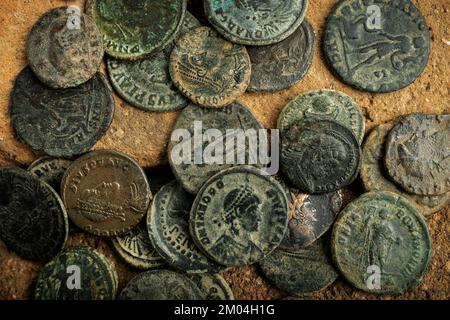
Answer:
[106,12,200,112]
[28,157,72,194]
[247,19,315,92]
[167,102,264,194]
[281,120,361,194]
[169,26,251,108]
[149,181,222,273]
[331,191,432,294]
[204,0,308,46]
[10,68,114,158]
[34,246,118,300]
[188,274,234,300]
[85,0,186,60]
[27,7,104,89]
[259,240,338,295]
[385,113,450,196]
[190,166,288,267]
[361,123,450,218]
[119,270,204,300]
[277,89,365,144]
[0,167,68,261]
[61,150,152,237]
[324,0,430,92]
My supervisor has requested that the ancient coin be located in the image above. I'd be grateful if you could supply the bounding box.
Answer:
[28,157,72,194]
[324,0,430,92]
[277,89,365,144]
[167,102,265,194]
[247,19,315,92]
[34,246,118,300]
[148,181,223,273]
[10,68,114,158]
[190,166,288,266]
[0,167,68,261]
[259,240,338,295]
[385,113,450,196]
[169,26,251,108]
[188,274,234,300]
[331,191,432,294]
[61,150,152,237]
[119,270,204,300]
[281,120,361,194]
[85,0,186,60]
[27,6,104,89]
[204,0,308,46]
[106,12,200,112]
[361,123,450,218]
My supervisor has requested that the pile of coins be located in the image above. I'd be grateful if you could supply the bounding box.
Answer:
[0,0,447,300]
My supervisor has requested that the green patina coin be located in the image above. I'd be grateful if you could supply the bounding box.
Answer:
[324,0,430,92]
[190,166,288,267]
[34,246,118,300]
[119,269,204,300]
[384,113,450,196]
[204,0,308,46]
[148,180,223,273]
[188,274,234,300]
[27,6,104,89]
[169,26,251,108]
[281,120,361,194]
[106,12,200,112]
[247,19,315,92]
[85,0,186,60]
[259,239,339,295]
[361,123,450,218]
[331,191,432,294]
[277,89,365,144]
[28,157,72,194]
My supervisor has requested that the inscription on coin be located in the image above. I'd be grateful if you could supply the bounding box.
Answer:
[28,157,72,194]
[188,274,234,300]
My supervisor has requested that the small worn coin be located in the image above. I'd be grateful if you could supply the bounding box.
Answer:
[281,120,361,194]
[169,26,251,108]
[190,166,288,267]
[61,150,152,237]
[119,270,204,300]
[188,274,234,300]
[34,246,118,300]
[247,19,315,92]
[385,113,450,196]
[361,123,450,218]
[259,240,338,295]
[149,181,222,273]
[27,7,104,89]
[85,0,186,60]
[324,0,430,92]
[106,12,200,112]
[331,191,432,294]
[0,167,68,261]
[168,102,265,194]
[277,89,365,144]
[10,68,114,158]
[204,0,308,46]
[28,157,72,194]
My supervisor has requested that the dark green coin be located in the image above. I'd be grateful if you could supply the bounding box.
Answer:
[247,19,315,92]
[332,191,432,294]
[188,274,234,300]
[259,240,338,295]
[281,120,361,194]
[27,6,104,89]
[28,157,72,194]
[324,0,430,92]
[148,181,222,273]
[190,166,288,267]
[204,0,308,46]
[34,246,118,300]
[85,0,186,60]
[0,167,68,261]
[10,68,114,158]
[119,270,204,300]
